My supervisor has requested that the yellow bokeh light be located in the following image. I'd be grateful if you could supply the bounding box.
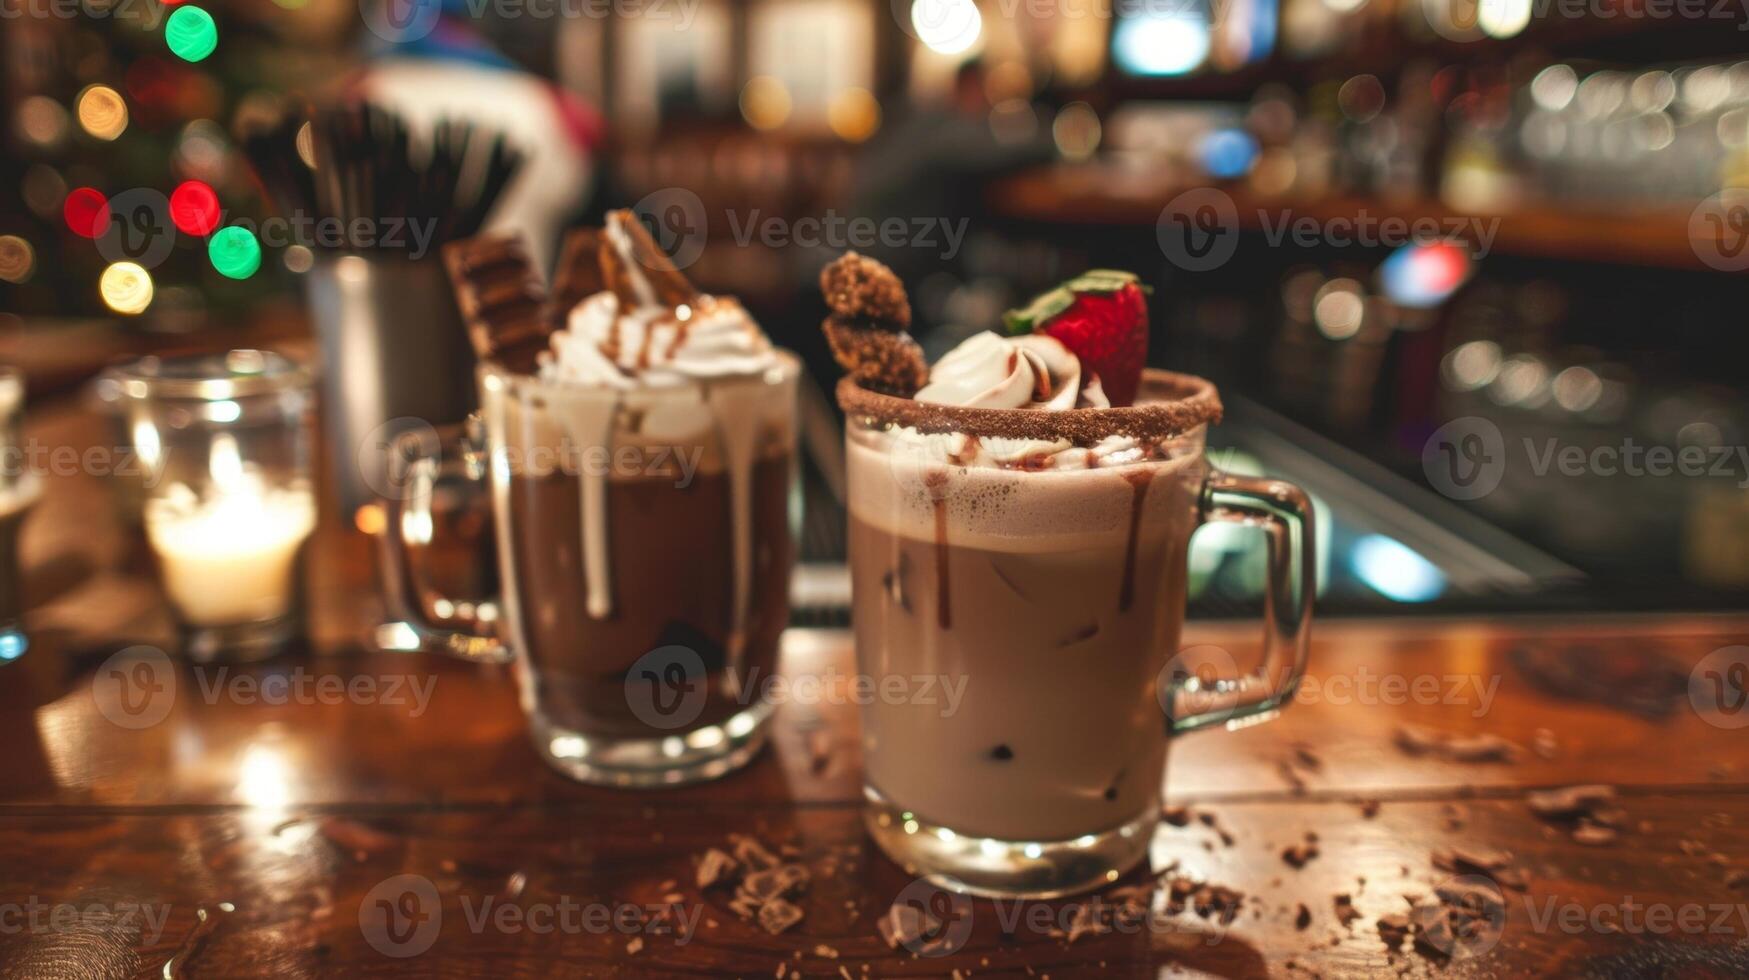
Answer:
[827,88,882,143]
[0,236,34,284]
[77,85,128,141]
[100,262,154,315]
[740,75,793,132]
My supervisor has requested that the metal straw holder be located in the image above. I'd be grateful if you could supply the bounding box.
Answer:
[305,253,479,516]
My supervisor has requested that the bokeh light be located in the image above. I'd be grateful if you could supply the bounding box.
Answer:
[1051,102,1102,161]
[208,226,262,279]
[1380,242,1471,308]
[166,6,219,63]
[0,237,35,284]
[739,76,792,131]
[1312,278,1366,339]
[170,180,222,236]
[15,96,69,148]
[827,88,881,143]
[910,0,982,56]
[63,187,111,239]
[100,262,155,315]
[76,85,129,141]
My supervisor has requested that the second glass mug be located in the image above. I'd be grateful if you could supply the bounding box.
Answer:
[379,356,802,786]
[842,368,1315,898]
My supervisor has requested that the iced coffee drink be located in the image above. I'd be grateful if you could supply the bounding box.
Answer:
[823,257,1314,896]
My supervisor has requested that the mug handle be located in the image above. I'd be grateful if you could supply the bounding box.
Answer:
[377,419,512,664]
[1166,470,1315,734]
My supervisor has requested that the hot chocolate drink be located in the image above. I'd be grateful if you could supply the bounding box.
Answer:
[825,255,1313,897]
[400,214,800,786]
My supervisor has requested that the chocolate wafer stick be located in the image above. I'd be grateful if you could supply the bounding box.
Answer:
[441,234,551,372]
[600,209,696,310]
[549,227,605,327]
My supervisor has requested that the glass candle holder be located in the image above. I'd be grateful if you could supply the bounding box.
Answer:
[0,366,37,663]
[116,350,316,663]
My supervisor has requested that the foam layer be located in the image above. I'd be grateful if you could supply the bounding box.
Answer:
[847,433,1205,554]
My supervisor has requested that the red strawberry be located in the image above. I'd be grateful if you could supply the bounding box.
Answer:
[1003,270,1151,406]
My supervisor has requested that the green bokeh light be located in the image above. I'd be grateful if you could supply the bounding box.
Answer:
[166,7,218,63]
[208,226,261,280]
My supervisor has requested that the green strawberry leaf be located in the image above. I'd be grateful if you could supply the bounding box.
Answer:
[1002,286,1073,334]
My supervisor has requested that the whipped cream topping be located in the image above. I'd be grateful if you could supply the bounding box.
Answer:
[916,332,1109,411]
[894,331,1147,470]
[543,291,781,388]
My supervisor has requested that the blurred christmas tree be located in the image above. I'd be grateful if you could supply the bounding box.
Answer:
[1,0,352,331]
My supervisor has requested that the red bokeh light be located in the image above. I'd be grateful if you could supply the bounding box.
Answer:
[63,187,110,239]
[170,180,221,236]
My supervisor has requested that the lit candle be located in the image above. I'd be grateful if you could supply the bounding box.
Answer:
[144,434,316,627]
[145,480,316,627]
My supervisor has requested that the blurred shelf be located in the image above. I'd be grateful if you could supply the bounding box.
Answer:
[989,165,1711,271]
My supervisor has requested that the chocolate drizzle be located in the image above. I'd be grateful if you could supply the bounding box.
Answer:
[1119,470,1152,612]
[925,471,952,631]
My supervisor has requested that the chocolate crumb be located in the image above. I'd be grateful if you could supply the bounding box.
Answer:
[758,898,804,935]
[1162,805,1192,827]
[1283,842,1320,869]
[1357,799,1381,819]
[1377,913,1410,949]
[696,848,737,890]
[990,745,1014,761]
[1334,894,1362,929]
[1572,821,1618,846]
[1294,904,1312,930]
[1526,784,1615,819]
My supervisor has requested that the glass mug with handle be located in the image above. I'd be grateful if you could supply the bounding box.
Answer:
[379,356,802,787]
[841,368,1314,897]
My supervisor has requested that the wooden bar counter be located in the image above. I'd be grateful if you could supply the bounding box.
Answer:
[6,393,1749,978]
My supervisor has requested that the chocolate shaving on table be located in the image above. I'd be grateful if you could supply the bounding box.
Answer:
[696,848,737,890]
[1508,643,1688,720]
[1525,784,1615,819]
[1392,724,1518,763]
[601,209,696,309]
[549,226,604,322]
[757,898,804,935]
[442,234,550,372]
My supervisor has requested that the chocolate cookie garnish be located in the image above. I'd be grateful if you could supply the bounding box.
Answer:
[442,233,551,372]
[600,209,696,309]
[824,316,928,395]
[820,251,910,331]
[837,368,1222,447]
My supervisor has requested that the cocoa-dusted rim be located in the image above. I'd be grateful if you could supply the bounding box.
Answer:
[836,368,1223,445]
